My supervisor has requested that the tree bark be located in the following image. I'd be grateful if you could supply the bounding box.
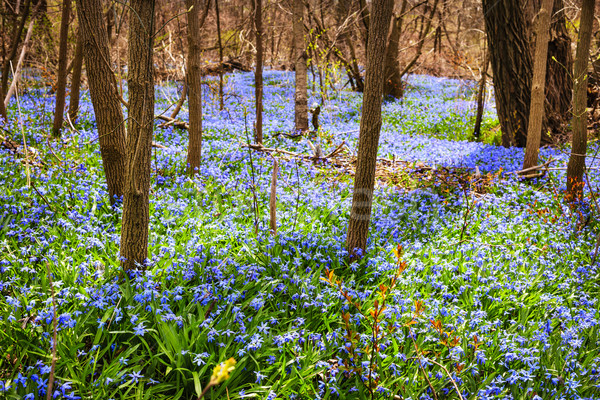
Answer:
[566,0,595,202]
[186,0,207,175]
[68,32,83,123]
[4,0,40,107]
[52,0,71,137]
[215,0,224,110]
[293,0,308,132]
[346,0,394,259]
[544,0,572,141]
[522,0,553,171]
[382,0,406,99]
[254,0,263,144]
[473,51,489,140]
[483,0,532,148]
[76,0,127,204]
[120,0,155,270]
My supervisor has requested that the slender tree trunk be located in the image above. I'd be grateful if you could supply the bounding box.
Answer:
[254,0,263,144]
[566,0,595,202]
[76,0,127,204]
[120,0,155,271]
[336,0,363,92]
[398,0,440,79]
[473,51,489,139]
[293,0,308,132]
[523,0,553,171]
[215,0,224,110]
[1,0,30,96]
[483,0,532,148]
[346,0,394,259]
[68,32,83,123]
[4,1,40,107]
[52,0,71,137]
[186,0,206,175]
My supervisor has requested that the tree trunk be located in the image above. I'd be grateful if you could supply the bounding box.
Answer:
[186,0,206,175]
[76,0,127,204]
[120,0,155,271]
[483,0,532,148]
[382,1,406,99]
[336,0,364,92]
[1,0,31,97]
[566,0,595,202]
[52,0,71,137]
[346,0,394,259]
[544,0,572,142]
[473,51,489,140]
[4,0,40,107]
[254,0,263,144]
[215,0,224,110]
[293,0,308,132]
[68,32,83,123]
[522,0,553,171]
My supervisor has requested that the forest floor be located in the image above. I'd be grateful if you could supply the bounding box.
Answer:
[1,71,600,399]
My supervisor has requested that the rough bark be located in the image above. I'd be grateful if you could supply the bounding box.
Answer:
[76,0,127,204]
[566,0,595,202]
[68,32,83,123]
[293,0,308,132]
[120,0,155,270]
[483,0,532,148]
[346,0,394,258]
[254,0,263,144]
[52,0,71,137]
[186,0,206,175]
[523,0,553,171]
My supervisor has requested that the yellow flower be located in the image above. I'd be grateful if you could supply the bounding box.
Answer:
[210,357,236,385]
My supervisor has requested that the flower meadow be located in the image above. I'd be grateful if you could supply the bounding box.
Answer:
[1,70,600,400]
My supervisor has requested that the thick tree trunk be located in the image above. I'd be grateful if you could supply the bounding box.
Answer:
[52,0,71,137]
[76,0,127,204]
[186,0,206,175]
[293,0,308,132]
[120,0,155,270]
[523,0,553,171]
[68,32,83,123]
[254,0,263,144]
[566,0,595,202]
[483,0,532,148]
[346,0,394,258]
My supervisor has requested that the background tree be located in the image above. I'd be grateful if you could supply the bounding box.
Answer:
[120,0,156,270]
[186,0,210,175]
[482,0,532,148]
[254,0,263,144]
[68,34,84,123]
[293,0,308,132]
[383,2,406,98]
[76,0,127,204]
[566,0,596,202]
[52,0,72,137]
[346,0,394,258]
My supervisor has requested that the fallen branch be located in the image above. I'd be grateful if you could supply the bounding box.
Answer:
[156,114,189,130]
